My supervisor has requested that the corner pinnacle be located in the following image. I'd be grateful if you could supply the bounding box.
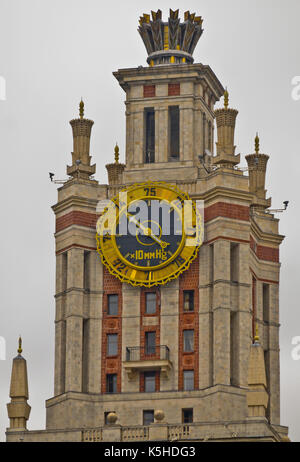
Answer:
[79,99,84,119]
[114,143,119,164]
[224,88,229,109]
[255,132,260,154]
[18,336,22,355]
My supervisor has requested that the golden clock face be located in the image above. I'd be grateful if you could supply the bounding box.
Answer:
[96,182,203,287]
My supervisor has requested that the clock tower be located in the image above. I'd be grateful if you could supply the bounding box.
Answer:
[6,9,289,442]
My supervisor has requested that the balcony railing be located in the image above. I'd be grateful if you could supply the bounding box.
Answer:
[126,345,170,362]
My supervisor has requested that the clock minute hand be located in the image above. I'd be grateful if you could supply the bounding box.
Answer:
[126,212,169,249]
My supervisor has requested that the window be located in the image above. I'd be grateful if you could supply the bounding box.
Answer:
[108,294,118,315]
[183,370,194,391]
[62,252,68,291]
[144,371,156,392]
[145,332,156,355]
[183,330,194,352]
[263,284,270,323]
[143,410,154,425]
[145,292,156,314]
[230,243,239,283]
[83,251,90,290]
[230,312,237,386]
[106,374,117,393]
[182,409,193,423]
[145,108,155,163]
[107,334,118,356]
[169,106,180,159]
[183,290,194,311]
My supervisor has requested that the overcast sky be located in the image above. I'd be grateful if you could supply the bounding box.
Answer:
[0,0,299,442]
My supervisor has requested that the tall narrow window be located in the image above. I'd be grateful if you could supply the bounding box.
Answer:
[144,371,156,392]
[183,290,194,312]
[82,318,89,393]
[145,108,155,163]
[209,244,214,283]
[230,312,237,386]
[62,252,68,291]
[169,106,180,159]
[106,374,117,393]
[263,284,270,323]
[145,332,156,355]
[107,334,118,356]
[145,292,156,314]
[108,294,118,315]
[230,243,239,283]
[183,330,194,352]
[183,370,194,391]
[83,251,90,290]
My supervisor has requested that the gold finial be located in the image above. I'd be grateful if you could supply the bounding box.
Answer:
[255,132,260,154]
[18,336,22,355]
[254,324,259,343]
[224,88,229,109]
[114,143,119,164]
[79,99,84,119]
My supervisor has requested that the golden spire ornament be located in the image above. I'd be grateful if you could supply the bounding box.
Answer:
[224,88,229,109]
[18,336,22,355]
[255,132,260,154]
[79,99,84,119]
[114,143,119,164]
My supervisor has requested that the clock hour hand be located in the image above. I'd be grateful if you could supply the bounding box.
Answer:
[126,212,170,249]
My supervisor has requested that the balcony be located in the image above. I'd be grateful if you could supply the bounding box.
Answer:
[123,345,172,380]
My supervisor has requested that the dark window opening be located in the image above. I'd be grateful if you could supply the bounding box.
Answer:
[83,251,90,290]
[143,410,154,425]
[263,284,270,323]
[145,331,156,355]
[107,334,118,356]
[183,330,194,352]
[182,408,193,423]
[106,374,117,393]
[146,292,156,314]
[145,108,155,163]
[169,106,180,159]
[144,371,156,393]
[230,242,239,283]
[183,290,194,312]
[108,294,118,316]
[183,370,194,391]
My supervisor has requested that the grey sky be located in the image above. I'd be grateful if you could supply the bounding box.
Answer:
[0,0,299,441]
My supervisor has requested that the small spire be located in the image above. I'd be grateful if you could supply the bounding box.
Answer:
[114,143,119,164]
[254,324,260,343]
[255,132,260,154]
[79,99,84,119]
[224,87,229,109]
[18,336,22,355]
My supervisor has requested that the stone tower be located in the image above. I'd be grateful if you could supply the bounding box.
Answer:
[6,9,289,442]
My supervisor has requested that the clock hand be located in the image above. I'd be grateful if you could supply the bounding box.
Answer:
[126,212,170,249]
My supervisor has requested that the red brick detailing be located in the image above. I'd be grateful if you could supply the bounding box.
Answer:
[250,235,279,263]
[178,256,199,391]
[140,287,161,372]
[204,202,249,223]
[143,85,156,98]
[139,371,160,392]
[168,83,180,96]
[256,245,279,263]
[56,211,98,233]
[101,268,123,393]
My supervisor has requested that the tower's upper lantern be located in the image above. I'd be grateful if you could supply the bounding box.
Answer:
[138,9,203,66]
